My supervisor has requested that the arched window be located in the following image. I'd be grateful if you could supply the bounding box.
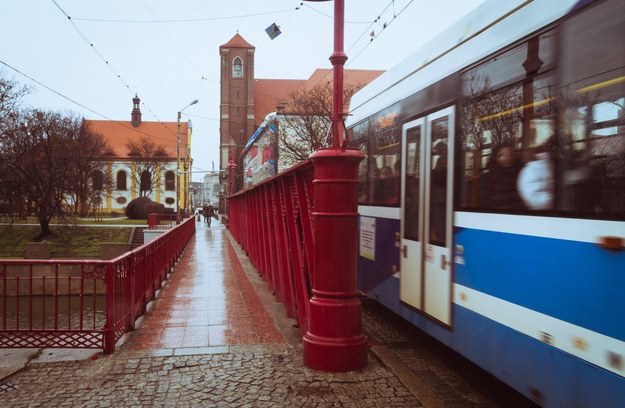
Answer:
[91,170,104,191]
[232,57,243,78]
[116,171,127,190]
[140,170,151,194]
[165,171,175,191]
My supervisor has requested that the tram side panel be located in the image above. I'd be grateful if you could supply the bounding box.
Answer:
[351,0,625,406]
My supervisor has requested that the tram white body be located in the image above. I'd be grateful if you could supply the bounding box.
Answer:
[347,0,625,406]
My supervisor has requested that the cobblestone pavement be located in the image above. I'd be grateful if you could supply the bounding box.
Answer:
[0,303,536,408]
[0,220,536,407]
[1,344,418,407]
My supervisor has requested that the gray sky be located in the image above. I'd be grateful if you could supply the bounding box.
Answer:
[1,0,484,182]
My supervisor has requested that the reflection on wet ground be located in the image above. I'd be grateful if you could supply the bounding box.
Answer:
[1,295,105,330]
[128,220,282,350]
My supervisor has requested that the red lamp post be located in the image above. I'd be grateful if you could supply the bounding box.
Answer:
[227,159,236,196]
[303,0,368,372]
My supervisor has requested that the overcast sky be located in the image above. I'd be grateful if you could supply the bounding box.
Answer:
[1,0,484,182]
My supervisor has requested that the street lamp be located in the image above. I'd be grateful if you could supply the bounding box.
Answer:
[176,99,199,223]
[301,0,368,373]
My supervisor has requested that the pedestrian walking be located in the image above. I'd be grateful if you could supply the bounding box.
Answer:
[205,203,215,227]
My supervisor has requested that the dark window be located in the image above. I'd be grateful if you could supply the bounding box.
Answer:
[429,117,449,246]
[140,171,151,194]
[460,1,625,220]
[459,31,558,213]
[557,0,625,218]
[403,126,421,241]
[165,171,175,191]
[116,171,127,190]
[91,170,104,191]
[233,57,243,78]
[353,110,401,206]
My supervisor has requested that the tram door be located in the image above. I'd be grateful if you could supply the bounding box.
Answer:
[399,107,454,326]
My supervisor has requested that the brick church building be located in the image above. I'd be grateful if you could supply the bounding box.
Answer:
[218,33,383,199]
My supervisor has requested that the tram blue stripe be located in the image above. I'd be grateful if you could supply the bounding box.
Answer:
[453,305,625,408]
[454,227,625,341]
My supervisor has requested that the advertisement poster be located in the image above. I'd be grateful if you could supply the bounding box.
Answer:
[359,216,376,261]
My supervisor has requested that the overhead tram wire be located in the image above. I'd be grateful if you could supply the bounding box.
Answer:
[50,0,178,140]
[346,0,415,68]
[298,0,407,89]
[50,0,133,96]
[0,59,178,147]
[139,0,208,135]
[70,8,298,24]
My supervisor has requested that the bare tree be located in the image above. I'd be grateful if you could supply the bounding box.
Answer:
[66,121,115,217]
[126,136,168,197]
[0,72,29,126]
[461,72,524,151]
[277,81,362,168]
[1,109,85,240]
[0,74,30,219]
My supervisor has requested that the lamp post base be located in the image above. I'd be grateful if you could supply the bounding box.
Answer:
[303,296,368,372]
[303,147,367,372]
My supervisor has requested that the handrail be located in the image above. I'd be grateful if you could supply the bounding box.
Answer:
[0,216,195,353]
[228,161,315,336]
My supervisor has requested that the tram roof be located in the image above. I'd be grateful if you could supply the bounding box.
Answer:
[346,0,581,128]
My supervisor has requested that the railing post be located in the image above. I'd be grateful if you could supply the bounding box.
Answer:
[103,262,116,354]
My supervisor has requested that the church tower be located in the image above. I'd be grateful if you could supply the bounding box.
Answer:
[219,33,255,188]
[131,94,142,127]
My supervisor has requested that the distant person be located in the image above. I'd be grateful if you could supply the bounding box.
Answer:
[205,204,215,227]
[374,165,399,205]
[480,145,525,210]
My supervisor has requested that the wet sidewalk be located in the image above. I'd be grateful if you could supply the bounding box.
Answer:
[128,219,283,350]
[0,219,534,407]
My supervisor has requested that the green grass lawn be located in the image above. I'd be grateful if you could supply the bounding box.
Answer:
[7,216,147,226]
[0,224,133,259]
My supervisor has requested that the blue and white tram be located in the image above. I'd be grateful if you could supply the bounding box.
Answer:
[346,0,625,406]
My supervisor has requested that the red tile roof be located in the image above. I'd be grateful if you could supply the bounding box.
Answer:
[305,68,384,89]
[252,69,384,122]
[253,79,305,126]
[86,120,188,159]
[220,33,255,49]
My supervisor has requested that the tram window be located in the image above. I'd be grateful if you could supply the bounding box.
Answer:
[460,0,625,220]
[430,118,449,246]
[558,0,625,218]
[352,114,401,206]
[463,31,555,97]
[460,70,557,212]
[404,126,421,241]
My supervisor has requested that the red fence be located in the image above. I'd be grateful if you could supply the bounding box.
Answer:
[0,216,195,353]
[147,213,177,230]
[228,161,314,336]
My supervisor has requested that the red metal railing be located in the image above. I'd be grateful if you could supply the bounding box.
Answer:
[147,213,177,229]
[228,161,314,336]
[0,216,195,353]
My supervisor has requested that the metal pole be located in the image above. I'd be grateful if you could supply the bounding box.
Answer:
[303,0,368,372]
[175,99,198,224]
[176,111,182,224]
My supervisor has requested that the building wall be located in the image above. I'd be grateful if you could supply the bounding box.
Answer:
[219,41,256,179]
[98,160,178,213]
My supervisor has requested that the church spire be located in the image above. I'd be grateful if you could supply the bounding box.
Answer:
[131,94,142,127]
